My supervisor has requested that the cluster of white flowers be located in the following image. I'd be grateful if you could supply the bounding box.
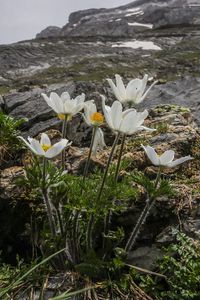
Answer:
[18,73,192,168]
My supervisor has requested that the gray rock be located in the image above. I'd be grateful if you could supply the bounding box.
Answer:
[36,26,61,39]
[138,76,200,125]
[127,245,162,270]
[3,82,75,137]
[37,0,200,38]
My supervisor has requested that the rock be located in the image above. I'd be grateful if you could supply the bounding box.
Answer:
[36,26,61,39]
[127,245,163,270]
[37,0,200,38]
[2,82,75,137]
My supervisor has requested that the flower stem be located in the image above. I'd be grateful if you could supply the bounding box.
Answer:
[83,126,97,183]
[72,210,80,263]
[125,167,161,253]
[61,115,68,170]
[42,158,56,237]
[86,214,94,251]
[56,206,64,236]
[103,134,126,251]
[87,133,119,251]
[114,134,126,183]
[97,133,120,202]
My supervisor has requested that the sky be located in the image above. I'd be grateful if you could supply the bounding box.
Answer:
[0,0,130,44]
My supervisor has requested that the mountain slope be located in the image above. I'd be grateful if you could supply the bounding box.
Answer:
[37,0,200,38]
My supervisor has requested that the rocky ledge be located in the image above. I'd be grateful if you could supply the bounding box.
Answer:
[37,0,200,38]
[1,104,200,268]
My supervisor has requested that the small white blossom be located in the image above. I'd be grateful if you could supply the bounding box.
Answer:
[42,91,85,120]
[107,74,157,105]
[18,133,71,159]
[142,145,193,167]
[102,97,153,135]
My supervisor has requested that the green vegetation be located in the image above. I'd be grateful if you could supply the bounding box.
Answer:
[137,229,200,300]
[0,111,26,163]
[0,86,11,95]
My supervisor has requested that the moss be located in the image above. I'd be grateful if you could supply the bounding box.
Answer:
[30,66,68,84]
[0,86,11,95]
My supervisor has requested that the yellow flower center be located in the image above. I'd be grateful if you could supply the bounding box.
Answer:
[58,114,72,121]
[90,112,104,125]
[42,144,52,152]
[58,114,65,120]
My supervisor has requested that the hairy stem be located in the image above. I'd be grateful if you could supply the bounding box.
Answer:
[61,115,68,170]
[125,168,161,253]
[114,134,126,182]
[56,206,64,237]
[72,210,80,263]
[86,214,94,251]
[97,133,120,202]
[125,196,153,253]
[42,158,57,237]
[83,126,97,183]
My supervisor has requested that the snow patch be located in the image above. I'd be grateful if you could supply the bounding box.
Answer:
[112,40,162,51]
[125,11,144,17]
[128,22,153,29]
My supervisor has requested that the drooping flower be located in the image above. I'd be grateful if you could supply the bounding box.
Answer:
[84,101,104,127]
[107,74,157,105]
[102,97,153,135]
[92,128,106,155]
[18,133,71,159]
[142,145,193,167]
[42,91,85,120]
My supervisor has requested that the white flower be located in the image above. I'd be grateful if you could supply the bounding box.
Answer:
[42,91,85,120]
[92,128,106,155]
[18,133,71,159]
[102,97,153,135]
[107,74,157,105]
[83,101,104,127]
[142,145,193,167]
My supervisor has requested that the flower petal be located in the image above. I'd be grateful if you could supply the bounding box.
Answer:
[139,79,158,103]
[102,96,114,130]
[42,93,60,113]
[120,110,137,134]
[135,74,148,103]
[45,139,71,158]
[84,101,97,126]
[111,101,122,130]
[126,78,143,102]
[50,92,64,113]
[92,128,106,155]
[159,150,175,165]
[75,93,85,105]
[30,139,45,156]
[115,74,126,99]
[40,133,51,146]
[167,156,193,168]
[107,78,123,102]
[61,92,71,103]
[142,145,160,166]
[18,136,40,156]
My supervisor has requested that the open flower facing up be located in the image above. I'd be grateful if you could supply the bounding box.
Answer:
[42,91,85,120]
[102,97,153,135]
[107,74,157,105]
[18,133,71,159]
[142,145,193,167]
[92,128,106,155]
[84,101,104,127]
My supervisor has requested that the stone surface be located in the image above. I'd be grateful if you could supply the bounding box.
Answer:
[37,0,200,38]
[36,26,61,39]
[127,245,163,270]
